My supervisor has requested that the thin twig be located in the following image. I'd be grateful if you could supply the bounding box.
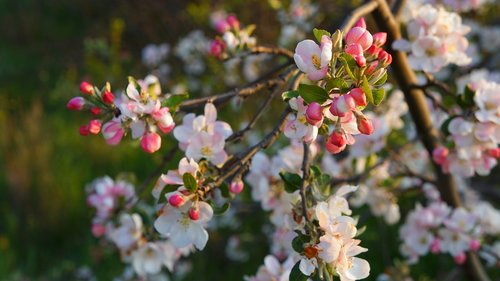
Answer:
[392,0,408,21]
[341,1,380,33]
[249,46,294,58]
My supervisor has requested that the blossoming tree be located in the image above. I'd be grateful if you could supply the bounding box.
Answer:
[67,0,499,280]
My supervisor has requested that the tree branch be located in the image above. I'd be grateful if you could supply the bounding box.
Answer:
[341,1,380,33]
[371,1,491,280]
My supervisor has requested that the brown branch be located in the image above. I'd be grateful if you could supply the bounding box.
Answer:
[341,1,380,33]
[371,1,491,280]
[249,46,294,58]
[392,0,408,21]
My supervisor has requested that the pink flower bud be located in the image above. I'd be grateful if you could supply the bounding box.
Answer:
[432,146,449,165]
[229,180,244,194]
[488,148,500,158]
[305,102,324,126]
[365,61,379,75]
[378,50,392,66]
[372,32,387,47]
[431,239,441,254]
[67,97,85,111]
[226,14,239,29]
[355,55,366,67]
[210,39,226,58]
[345,27,373,51]
[168,194,184,207]
[345,43,363,57]
[189,207,200,220]
[79,125,90,136]
[90,107,101,116]
[329,95,356,117]
[102,90,114,104]
[141,132,162,153]
[91,223,106,237]
[326,133,347,154]
[454,252,467,265]
[102,120,124,145]
[470,239,480,251]
[365,45,381,58]
[353,18,366,29]
[357,116,374,135]
[88,119,102,135]
[80,81,94,95]
[349,88,366,107]
[215,20,230,33]
[330,130,347,147]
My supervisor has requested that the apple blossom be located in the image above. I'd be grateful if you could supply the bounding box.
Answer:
[141,132,162,154]
[293,35,332,81]
[345,27,373,51]
[80,81,94,95]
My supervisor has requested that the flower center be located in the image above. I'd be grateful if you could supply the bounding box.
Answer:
[311,54,321,69]
[201,146,213,156]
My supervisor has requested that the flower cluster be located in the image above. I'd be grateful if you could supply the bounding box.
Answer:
[400,200,481,264]
[288,19,392,154]
[433,79,500,177]
[209,13,257,59]
[393,4,471,72]
[173,103,233,166]
[67,75,176,153]
[296,186,370,280]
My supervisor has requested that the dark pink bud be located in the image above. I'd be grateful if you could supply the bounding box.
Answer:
[226,14,239,29]
[365,61,379,75]
[353,18,366,29]
[141,132,162,153]
[330,95,356,117]
[90,107,101,116]
[454,253,467,265]
[91,223,106,237]
[88,119,102,134]
[210,39,226,58]
[326,133,347,154]
[168,194,184,207]
[432,146,449,165]
[431,239,441,254]
[366,45,381,58]
[67,97,85,111]
[79,125,90,136]
[470,239,480,251]
[355,55,366,67]
[215,20,230,33]
[372,32,387,47]
[305,102,324,126]
[80,81,94,95]
[349,88,366,107]
[345,43,363,57]
[488,148,500,158]
[189,207,200,220]
[102,90,114,104]
[229,180,244,194]
[378,50,392,66]
[357,116,374,135]
[345,27,373,50]
[330,130,346,147]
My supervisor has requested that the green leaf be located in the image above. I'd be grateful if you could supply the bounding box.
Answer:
[290,261,309,281]
[279,172,302,193]
[361,76,374,104]
[338,55,356,81]
[310,165,322,177]
[457,85,475,108]
[162,93,190,111]
[313,28,331,42]
[440,115,458,136]
[325,78,348,93]
[182,173,198,192]
[298,84,328,104]
[212,202,230,215]
[374,71,388,87]
[282,90,300,101]
[219,182,230,198]
[291,236,305,253]
[372,87,385,106]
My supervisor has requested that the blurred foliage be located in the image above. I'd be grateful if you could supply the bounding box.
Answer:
[0,0,499,280]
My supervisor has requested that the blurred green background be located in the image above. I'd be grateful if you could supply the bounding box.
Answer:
[1,0,499,280]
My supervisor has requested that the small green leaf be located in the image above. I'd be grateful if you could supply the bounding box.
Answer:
[298,84,328,104]
[279,172,302,193]
[212,202,230,215]
[282,90,300,101]
[313,28,331,42]
[325,78,348,92]
[362,76,374,104]
[374,71,388,87]
[219,182,230,198]
[372,87,385,106]
[162,93,190,111]
[440,115,458,136]
[182,173,198,192]
[457,85,475,108]
[290,261,309,281]
[310,165,322,177]
[292,236,305,253]
[339,55,356,81]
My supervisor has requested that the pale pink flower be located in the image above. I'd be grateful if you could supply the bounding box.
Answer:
[102,119,125,145]
[293,35,332,81]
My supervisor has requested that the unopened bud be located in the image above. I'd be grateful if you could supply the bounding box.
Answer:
[141,132,162,153]
[345,27,373,50]
[454,253,466,265]
[189,207,200,220]
[331,29,343,52]
[305,102,324,126]
[431,239,440,254]
[378,50,392,66]
[80,81,94,95]
[349,88,366,107]
[372,32,387,47]
[79,125,90,136]
[168,194,184,207]
[470,239,480,251]
[67,97,85,111]
[488,148,500,158]
[226,14,239,29]
[90,107,101,116]
[88,119,102,134]
[357,116,374,135]
[432,146,449,165]
[326,132,347,154]
[102,90,114,104]
[353,17,366,29]
[229,180,244,194]
[330,130,347,147]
